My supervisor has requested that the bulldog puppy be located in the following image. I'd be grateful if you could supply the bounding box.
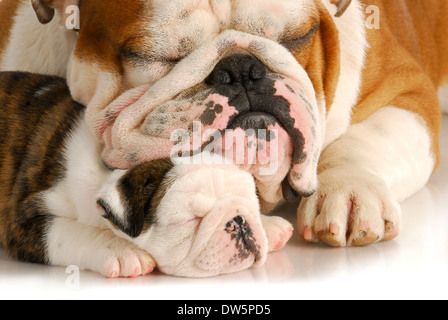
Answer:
[0,72,293,278]
[1,0,445,247]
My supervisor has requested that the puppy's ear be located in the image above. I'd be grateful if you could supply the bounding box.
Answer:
[98,159,174,238]
[330,0,352,17]
[30,0,79,25]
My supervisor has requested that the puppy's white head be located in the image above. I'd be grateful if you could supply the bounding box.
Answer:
[96,157,268,277]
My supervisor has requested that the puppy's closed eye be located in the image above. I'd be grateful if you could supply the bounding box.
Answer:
[96,197,130,233]
[98,159,174,238]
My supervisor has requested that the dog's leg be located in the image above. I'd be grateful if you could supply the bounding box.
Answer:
[46,217,156,278]
[297,107,437,246]
[261,215,294,252]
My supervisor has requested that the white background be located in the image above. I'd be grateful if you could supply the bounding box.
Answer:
[0,116,447,300]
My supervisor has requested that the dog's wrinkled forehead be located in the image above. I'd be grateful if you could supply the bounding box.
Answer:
[143,0,316,58]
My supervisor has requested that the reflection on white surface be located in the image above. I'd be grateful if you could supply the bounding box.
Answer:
[1,116,447,299]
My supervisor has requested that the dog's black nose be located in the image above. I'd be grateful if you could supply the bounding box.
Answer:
[225,216,249,234]
[207,54,267,87]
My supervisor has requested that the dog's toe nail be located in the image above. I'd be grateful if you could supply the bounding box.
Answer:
[382,221,399,241]
[329,223,340,236]
[352,230,379,246]
[317,231,343,247]
[385,221,394,232]
[303,227,314,241]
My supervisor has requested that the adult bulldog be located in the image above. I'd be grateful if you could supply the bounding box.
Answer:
[0,0,444,247]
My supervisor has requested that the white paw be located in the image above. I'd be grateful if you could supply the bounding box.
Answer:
[93,233,156,278]
[261,215,294,252]
[297,168,401,247]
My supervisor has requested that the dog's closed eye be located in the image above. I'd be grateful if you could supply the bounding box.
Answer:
[281,23,320,50]
[96,197,129,233]
[121,48,184,66]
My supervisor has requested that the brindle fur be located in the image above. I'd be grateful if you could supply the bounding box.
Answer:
[0,72,85,263]
[0,72,175,264]
[109,158,174,238]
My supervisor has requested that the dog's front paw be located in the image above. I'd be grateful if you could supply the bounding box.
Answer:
[297,168,401,247]
[93,232,156,278]
[261,215,294,252]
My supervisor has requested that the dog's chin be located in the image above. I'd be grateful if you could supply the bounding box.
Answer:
[158,242,262,278]
[159,256,257,278]
[194,255,257,278]
[220,110,295,177]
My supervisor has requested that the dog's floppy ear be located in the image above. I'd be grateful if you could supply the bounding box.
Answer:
[330,0,352,17]
[30,0,55,24]
[98,159,174,238]
[30,0,79,25]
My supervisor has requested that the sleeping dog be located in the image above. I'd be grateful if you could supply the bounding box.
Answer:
[0,72,293,278]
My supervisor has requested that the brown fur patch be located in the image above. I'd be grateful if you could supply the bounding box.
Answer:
[76,0,149,74]
[353,0,445,169]
[0,72,85,263]
[0,0,21,67]
[114,159,174,238]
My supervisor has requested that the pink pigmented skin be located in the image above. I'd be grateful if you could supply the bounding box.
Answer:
[202,94,238,131]
[274,80,313,151]
[271,78,320,195]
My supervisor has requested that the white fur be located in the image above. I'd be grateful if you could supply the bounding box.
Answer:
[1,4,76,76]
[298,106,435,246]
[43,119,107,227]
[321,0,368,148]
[46,217,156,278]
[33,83,59,98]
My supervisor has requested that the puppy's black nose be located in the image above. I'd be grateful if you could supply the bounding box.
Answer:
[225,216,249,234]
[206,54,267,86]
